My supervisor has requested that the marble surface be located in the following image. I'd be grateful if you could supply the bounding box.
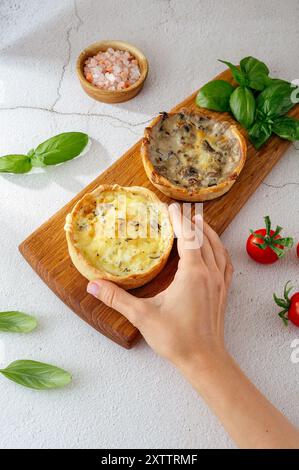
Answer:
[0,0,298,449]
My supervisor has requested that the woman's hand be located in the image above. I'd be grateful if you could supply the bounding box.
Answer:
[86,203,233,368]
[86,203,299,448]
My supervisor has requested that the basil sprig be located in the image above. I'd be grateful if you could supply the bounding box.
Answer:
[256,81,295,118]
[248,81,298,148]
[0,360,72,390]
[195,55,299,149]
[0,311,37,333]
[248,120,272,149]
[219,56,270,91]
[0,132,89,174]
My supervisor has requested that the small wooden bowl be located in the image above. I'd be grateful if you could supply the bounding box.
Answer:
[76,40,148,104]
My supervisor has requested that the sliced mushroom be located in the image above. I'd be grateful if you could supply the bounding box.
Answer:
[179,165,199,179]
[202,139,216,153]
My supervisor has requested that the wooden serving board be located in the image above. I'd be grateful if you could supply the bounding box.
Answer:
[19,69,299,348]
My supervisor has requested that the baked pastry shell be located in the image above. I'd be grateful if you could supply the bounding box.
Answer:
[65,184,174,290]
[141,110,247,202]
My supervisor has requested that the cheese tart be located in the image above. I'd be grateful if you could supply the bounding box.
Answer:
[141,110,247,201]
[65,184,174,290]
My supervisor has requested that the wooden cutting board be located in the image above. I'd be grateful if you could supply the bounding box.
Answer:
[19,69,299,348]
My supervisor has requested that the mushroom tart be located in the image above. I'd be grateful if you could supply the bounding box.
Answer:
[141,110,247,201]
[65,184,174,289]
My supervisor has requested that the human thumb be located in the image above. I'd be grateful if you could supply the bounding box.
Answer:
[87,279,143,326]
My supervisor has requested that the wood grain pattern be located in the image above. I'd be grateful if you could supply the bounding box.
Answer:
[19,69,299,348]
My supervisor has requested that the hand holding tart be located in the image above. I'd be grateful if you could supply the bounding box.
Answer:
[141,110,247,201]
[65,184,174,290]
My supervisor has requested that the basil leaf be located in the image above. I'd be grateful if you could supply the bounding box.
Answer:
[196,80,234,112]
[219,56,270,91]
[248,74,271,92]
[218,60,245,86]
[273,116,299,141]
[248,120,273,149]
[0,311,37,333]
[239,57,270,91]
[0,360,72,390]
[32,132,89,166]
[268,78,290,87]
[256,81,295,118]
[229,87,256,128]
[0,155,32,174]
[240,56,269,76]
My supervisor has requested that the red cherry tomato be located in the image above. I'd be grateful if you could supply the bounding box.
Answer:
[247,216,293,265]
[297,242,299,258]
[274,282,299,328]
[289,293,299,327]
[246,229,283,264]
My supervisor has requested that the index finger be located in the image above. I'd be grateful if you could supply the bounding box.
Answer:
[202,220,230,273]
[169,203,203,264]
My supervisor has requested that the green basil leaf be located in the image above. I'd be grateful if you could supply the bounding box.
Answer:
[219,57,270,91]
[256,81,295,118]
[273,116,299,141]
[248,120,273,149]
[229,87,256,128]
[0,311,37,333]
[218,60,246,86]
[247,73,271,91]
[0,360,72,390]
[268,78,290,87]
[239,56,270,91]
[0,155,32,174]
[240,56,269,76]
[32,132,89,166]
[196,80,234,112]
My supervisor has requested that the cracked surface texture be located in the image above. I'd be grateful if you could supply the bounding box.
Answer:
[0,0,299,449]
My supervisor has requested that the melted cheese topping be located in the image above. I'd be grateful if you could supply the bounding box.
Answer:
[148,112,241,189]
[71,189,172,277]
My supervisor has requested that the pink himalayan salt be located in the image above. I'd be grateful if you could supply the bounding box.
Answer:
[84,47,141,91]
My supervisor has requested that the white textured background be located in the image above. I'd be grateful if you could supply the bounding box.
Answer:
[0,0,299,449]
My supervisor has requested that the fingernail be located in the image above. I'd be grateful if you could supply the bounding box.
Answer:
[87,281,100,296]
[169,202,180,211]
